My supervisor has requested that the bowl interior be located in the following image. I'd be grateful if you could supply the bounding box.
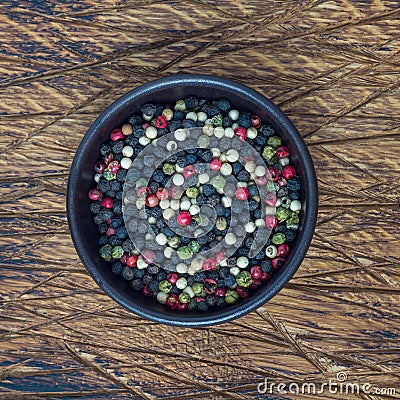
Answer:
[67,75,317,327]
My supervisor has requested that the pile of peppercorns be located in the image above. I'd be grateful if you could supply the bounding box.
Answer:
[88,96,301,311]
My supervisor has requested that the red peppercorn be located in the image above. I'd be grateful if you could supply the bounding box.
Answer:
[142,123,150,130]
[145,194,159,207]
[272,257,285,269]
[236,287,249,298]
[275,145,290,158]
[94,162,106,173]
[155,115,167,129]
[101,197,114,209]
[126,255,138,267]
[110,128,124,141]
[210,158,222,171]
[234,127,247,141]
[277,243,290,257]
[268,168,279,182]
[264,192,277,207]
[260,271,271,281]
[183,165,195,178]
[108,161,120,174]
[156,187,168,200]
[88,189,102,201]
[204,278,217,294]
[202,258,217,271]
[282,166,296,180]
[141,250,155,264]
[215,288,226,297]
[250,279,262,289]
[235,187,249,200]
[177,211,191,226]
[265,215,278,229]
[177,302,188,311]
[251,115,261,129]
[166,294,178,308]
[143,285,154,297]
[106,226,116,237]
[250,265,263,280]
[167,272,179,285]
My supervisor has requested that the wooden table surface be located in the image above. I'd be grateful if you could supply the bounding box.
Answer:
[1,1,399,399]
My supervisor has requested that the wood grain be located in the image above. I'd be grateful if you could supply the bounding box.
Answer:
[1,0,399,398]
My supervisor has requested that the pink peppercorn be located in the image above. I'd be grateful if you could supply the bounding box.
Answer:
[265,192,277,207]
[141,250,155,264]
[88,189,102,201]
[106,226,116,237]
[250,265,263,280]
[272,257,285,269]
[156,187,168,200]
[94,162,106,173]
[265,215,278,229]
[183,165,195,178]
[237,287,249,298]
[203,258,217,271]
[166,294,178,308]
[143,286,154,297]
[104,153,114,165]
[235,187,249,200]
[250,279,262,289]
[110,128,124,141]
[101,197,114,209]
[234,127,247,141]
[155,115,167,129]
[268,168,279,182]
[215,288,226,297]
[210,158,222,170]
[108,161,120,174]
[145,193,159,207]
[275,145,290,158]
[277,243,290,257]
[251,115,261,129]
[260,272,270,282]
[177,211,191,226]
[282,166,296,180]
[167,272,179,285]
[277,177,287,187]
[177,302,188,311]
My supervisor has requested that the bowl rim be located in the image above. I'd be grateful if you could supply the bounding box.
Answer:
[67,74,318,327]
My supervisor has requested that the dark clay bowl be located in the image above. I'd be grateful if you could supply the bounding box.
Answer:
[67,75,318,327]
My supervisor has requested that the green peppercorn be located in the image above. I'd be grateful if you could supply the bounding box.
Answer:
[272,233,286,245]
[163,163,175,175]
[211,175,226,191]
[177,246,193,260]
[192,283,204,295]
[99,244,112,261]
[179,292,191,304]
[280,196,291,208]
[168,235,181,248]
[225,290,239,304]
[134,177,147,189]
[236,271,252,287]
[267,136,282,148]
[262,146,276,160]
[159,280,173,293]
[211,114,223,127]
[186,187,199,199]
[103,168,116,181]
[286,211,300,229]
[189,241,201,253]
[276,207,290,222]
[111,245,124,259]
[197,135,210,148]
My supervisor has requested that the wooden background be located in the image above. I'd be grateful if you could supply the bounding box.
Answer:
[1,0,399,399]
